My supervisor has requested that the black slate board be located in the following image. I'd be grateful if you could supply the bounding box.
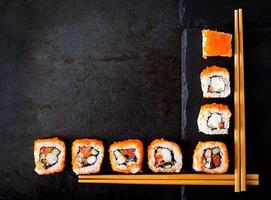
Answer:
[180,0,271,199]
[0,0,270,199]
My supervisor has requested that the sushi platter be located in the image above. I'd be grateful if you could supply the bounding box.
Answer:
[31,8,258,192]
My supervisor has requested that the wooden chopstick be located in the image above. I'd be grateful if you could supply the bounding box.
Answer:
[78,179,235,185]
[234,9,241,192]
[78,179,259,186]
[78,174,258,180]
[78,174,259,186]
[238,8,247,192]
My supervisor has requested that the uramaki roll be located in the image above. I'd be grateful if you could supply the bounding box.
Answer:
[193,141,229,174]
[197,103,232,135]
[109,139,143,174]
[148,139,183,173]
[200,66,230,98]
[72,139,104,175]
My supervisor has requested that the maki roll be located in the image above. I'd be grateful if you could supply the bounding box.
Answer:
[109,139,143,174]
[34,137,66,175]
[193,141,229,173]
[197,103,232,135]
[148,139,183,173]
[202,29,232,59]
[72,139,104,175]
[200,66,230,98]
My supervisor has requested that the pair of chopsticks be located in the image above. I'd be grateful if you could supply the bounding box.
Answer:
[234,8,246,192]
[78,174,259,186]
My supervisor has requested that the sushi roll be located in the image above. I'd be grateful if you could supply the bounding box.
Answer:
[148,139,183,173]
[109,139,143,174]
[202,29,232,59]
[197,103,232,135]
[200,66,230,98]
[34,137,66,175]
[72,139,104,175]
[193,141,229,173]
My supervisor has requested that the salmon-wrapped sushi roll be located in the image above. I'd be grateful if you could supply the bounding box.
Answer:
[200,66,230,98]
[193,141,229,173]
[148,139,183,173]
[202,29,232,59]
[72,139,104,174]
[197,103,232,135]
[109,139,143,174]
[34,137,66,175]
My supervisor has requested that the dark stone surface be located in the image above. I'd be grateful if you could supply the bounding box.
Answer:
[179,0,271,27]
[0,0,181,199]
[0,0,270,199]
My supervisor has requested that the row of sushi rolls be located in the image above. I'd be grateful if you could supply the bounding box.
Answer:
[34,29,233,175]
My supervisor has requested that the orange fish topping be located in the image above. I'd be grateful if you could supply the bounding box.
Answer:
[202,29,232,59]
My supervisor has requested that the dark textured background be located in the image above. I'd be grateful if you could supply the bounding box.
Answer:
[0,0,270,199]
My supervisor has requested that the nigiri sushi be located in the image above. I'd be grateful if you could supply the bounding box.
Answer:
[202,29,232,59]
